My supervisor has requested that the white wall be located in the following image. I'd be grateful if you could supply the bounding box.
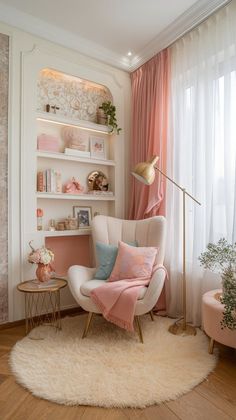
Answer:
[0,21,131,322]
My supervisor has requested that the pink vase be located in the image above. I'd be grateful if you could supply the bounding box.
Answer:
[36,263,52,282]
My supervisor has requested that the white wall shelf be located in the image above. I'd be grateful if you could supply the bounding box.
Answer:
[36,192,115,201]
[36,112,111,134]
[38,228,91,237]
[37,150,116,166]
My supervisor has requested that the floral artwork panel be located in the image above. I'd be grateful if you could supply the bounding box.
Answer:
[37,69,112,123]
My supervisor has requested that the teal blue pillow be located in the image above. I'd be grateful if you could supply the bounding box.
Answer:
[94,241,138,280]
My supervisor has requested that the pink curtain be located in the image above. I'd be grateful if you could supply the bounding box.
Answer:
[129,49,170,312]
[129,49,170,220]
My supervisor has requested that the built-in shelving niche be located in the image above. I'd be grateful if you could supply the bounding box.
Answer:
[36,68,116,276]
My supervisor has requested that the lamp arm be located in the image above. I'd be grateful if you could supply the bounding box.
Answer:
[154,166,201,206]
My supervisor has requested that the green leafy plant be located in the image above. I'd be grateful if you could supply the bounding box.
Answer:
[99,101,122,134]
[199,238,236,330]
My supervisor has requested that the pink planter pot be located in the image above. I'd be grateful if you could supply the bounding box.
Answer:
[202,289,236,349]
[97,110,107,125]
[36,263,52,282]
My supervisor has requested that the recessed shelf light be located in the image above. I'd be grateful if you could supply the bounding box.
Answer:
[36,116,111,135]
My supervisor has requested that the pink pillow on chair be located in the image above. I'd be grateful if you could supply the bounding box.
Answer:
[108,241,158,282]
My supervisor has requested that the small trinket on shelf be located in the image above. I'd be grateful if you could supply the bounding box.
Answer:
[87,170,109,191]
[56,221,65,231]
[64,177,84,194]
[65,216,78,230]
[37,208,43,231]
[51,105,60,114]
[46,104,50,112]
[49,219,56,231]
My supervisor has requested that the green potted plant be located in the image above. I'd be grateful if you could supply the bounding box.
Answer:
[97,101,122,134]
[199,238,236,330]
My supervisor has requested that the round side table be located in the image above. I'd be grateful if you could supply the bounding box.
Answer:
[202,289,236,353]
[17,278,67,335]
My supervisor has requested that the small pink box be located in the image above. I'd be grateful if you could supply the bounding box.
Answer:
[37,133,60,152]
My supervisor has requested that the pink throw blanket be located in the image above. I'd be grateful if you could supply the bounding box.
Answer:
[90,265,166,332]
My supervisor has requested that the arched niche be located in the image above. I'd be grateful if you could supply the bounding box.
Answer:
[37,68,113,123]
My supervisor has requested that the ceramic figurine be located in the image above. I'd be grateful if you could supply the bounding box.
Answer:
[64,177,84,194]
[51,105,60,114]
[49,219,56,231]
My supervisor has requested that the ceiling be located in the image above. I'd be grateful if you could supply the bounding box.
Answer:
[0,0,229,71]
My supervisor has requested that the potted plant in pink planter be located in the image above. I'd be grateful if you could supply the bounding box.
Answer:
[97,101,122,134]
[199,238,236,330]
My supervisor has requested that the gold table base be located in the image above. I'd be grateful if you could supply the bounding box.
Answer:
[168,319,197,336]
[24,290,62,336]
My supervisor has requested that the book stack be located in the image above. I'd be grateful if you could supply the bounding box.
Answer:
[65,148,90,158]
[37,170,62,193]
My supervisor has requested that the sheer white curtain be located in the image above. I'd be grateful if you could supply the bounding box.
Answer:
[166,2,236,325]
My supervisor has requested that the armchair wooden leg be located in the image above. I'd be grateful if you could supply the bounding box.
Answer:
[208,337,214,354]
[149,310,154,321]
[135,316,144,343]
[82,312,94,339]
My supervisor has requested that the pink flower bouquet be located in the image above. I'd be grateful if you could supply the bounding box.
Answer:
[28,242,54,265]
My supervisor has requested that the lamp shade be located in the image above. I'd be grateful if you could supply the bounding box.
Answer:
[131,155,159,185]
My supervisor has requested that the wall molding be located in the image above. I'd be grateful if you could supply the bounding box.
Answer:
[0,32,9,323]
[0,0,230,72]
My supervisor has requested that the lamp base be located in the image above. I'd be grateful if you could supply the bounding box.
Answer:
[168,319,197,336]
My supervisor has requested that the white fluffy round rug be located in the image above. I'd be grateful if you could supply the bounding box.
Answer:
[10,314,218,408]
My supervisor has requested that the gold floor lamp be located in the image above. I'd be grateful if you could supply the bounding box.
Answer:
[132,155,201,336]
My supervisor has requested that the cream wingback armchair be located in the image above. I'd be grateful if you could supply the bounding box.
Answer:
[68,215,166,342]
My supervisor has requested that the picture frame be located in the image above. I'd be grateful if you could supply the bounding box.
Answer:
[73,206,92,228]
[90,136,106,160]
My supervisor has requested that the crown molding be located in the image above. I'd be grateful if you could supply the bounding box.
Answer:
[0,0,231,73]
[0,2,132,71]
[130,0,231,71]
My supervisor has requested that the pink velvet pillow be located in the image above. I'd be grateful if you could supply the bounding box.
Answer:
[108,241,158,282]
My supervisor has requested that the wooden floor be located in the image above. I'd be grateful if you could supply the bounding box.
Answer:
[0,323,235,420]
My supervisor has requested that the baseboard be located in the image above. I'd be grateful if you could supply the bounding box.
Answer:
[0,306,85,330]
